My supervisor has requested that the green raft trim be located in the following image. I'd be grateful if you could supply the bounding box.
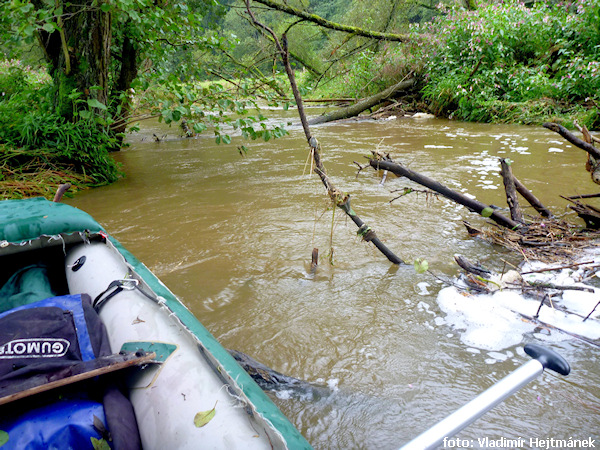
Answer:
[0,198,104,244]
[109,236,312,450]
[0,197,312,449]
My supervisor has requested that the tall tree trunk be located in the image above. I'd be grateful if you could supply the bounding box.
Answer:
[112,28,139,136]
[35,1,112,117]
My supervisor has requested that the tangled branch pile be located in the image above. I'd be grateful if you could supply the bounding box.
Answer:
[467,219,600,264]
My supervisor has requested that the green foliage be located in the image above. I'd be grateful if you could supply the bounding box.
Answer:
[415,0,600,127]
[0,0,295,199]
[90,437,111,450]
[0,61,122,186]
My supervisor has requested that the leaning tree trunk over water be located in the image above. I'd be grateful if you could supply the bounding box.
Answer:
[543,123,600,160]
[308,78,416,125]
[369,155,520,230]
[246,1,404,265]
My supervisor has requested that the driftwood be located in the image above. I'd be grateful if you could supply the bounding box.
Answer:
[453,255,600,345]
[500,159,524,223]
[543,122,600,160]
[561,196,600,229]
[454,255,491,277]
[545,122,600,225]
[308,78,416,125]
[246,1,404,265]
[368,154,520,229]
[228,349,330,400]
[500,159,552,218]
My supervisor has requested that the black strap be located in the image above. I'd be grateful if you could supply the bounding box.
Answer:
[93,280,126,310]
[92,278,160,311]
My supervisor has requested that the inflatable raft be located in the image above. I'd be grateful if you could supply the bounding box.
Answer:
[0,197,311,449]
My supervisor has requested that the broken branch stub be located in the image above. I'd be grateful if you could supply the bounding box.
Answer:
[500,159,524,223]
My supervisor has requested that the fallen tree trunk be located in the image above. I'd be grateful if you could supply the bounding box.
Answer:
[308,78,415,125]
[369,156,520,229]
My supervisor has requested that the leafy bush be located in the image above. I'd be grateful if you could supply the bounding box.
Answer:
[415,0,600,127]
[0,60,122,187]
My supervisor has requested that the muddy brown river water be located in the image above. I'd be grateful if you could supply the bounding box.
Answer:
[67,109,600,449]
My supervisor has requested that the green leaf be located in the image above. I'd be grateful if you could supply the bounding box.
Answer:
[480,207,494,218]
[100,3,111,12]
[0,430,8,446]
[193,123,206,133]
[78,110,92,119]
[90,437,111,450]
[23,25,36,37]
[221,134,231,144]
[413,258,429,274]
[42,22,56,33]
[87,99,107,110]
[194,402,217,428]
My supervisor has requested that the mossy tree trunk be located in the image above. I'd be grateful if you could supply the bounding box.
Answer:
[112,23,139,136]
[35,0,112,118]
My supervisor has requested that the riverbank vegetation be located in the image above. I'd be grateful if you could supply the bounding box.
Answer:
[1,0,598,198]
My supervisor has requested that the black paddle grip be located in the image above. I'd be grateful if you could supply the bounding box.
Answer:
[524,343,571,376]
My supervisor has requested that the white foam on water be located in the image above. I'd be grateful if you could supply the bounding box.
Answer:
[435,252,600,353]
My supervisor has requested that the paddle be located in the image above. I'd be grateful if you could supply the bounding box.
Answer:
[400,344,570,450]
